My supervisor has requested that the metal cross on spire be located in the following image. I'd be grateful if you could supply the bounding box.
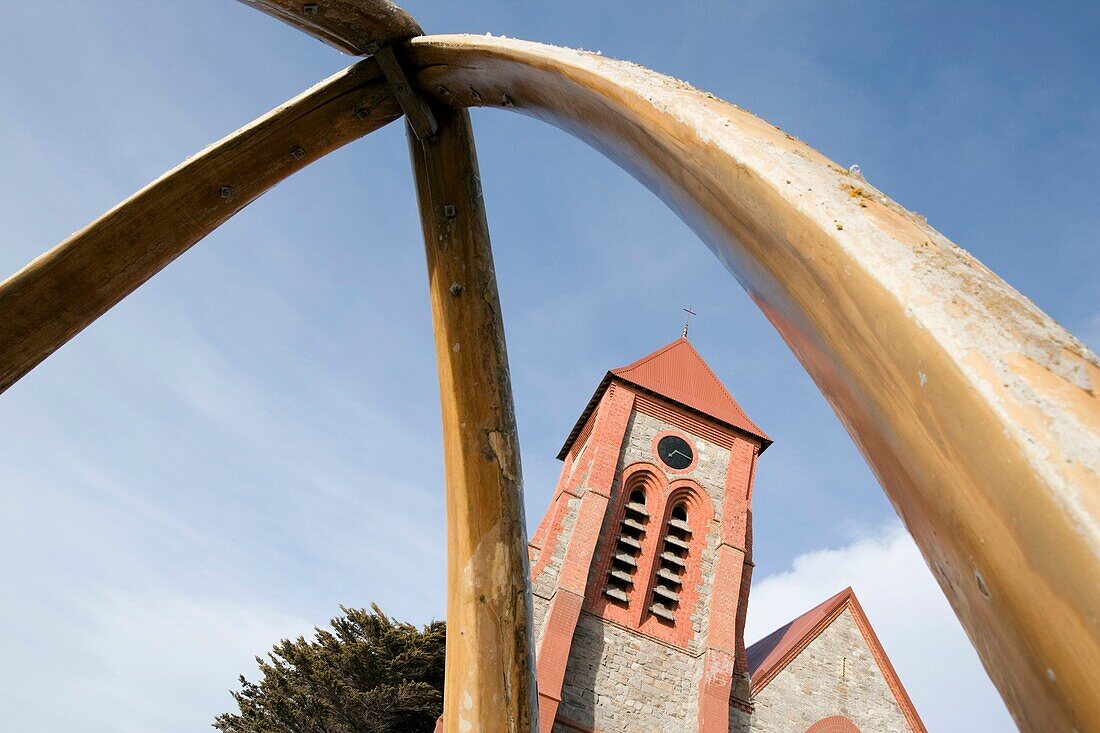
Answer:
[681,306,696,338]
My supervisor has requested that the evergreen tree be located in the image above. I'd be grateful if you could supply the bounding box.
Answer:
[214,605,445,733]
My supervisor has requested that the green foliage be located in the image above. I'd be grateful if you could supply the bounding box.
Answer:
[214,605,445,733]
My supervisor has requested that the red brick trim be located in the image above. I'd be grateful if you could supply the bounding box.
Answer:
[732,519,754,677]
[585,463,664,626]
[576,609,708,656]
[805,716,861,733]
[634,479,714,647]
[633,391,737,449]
[535,588,584,727]
[558,373,769,459]
[719,438,757,549]
[696,541,748,732]
[530,488,580,583]
[538,691,562,732]
[534,385,635,730]
[846,592,927,733]
[697,648,736,732]
[567,408,598,464]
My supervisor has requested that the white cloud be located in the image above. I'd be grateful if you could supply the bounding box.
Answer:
[72,593,315,733]
[746,523,1016,732]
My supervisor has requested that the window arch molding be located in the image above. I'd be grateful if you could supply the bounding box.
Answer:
[805,715,861,733]
[618,461,667,496]
[586,462,668,620]
[663,478,713,519]
[636,478,714,645]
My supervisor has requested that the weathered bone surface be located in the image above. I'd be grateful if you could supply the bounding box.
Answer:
[407,110,539,733]
[3,7,1096,730]
[232,6,539,728]
[395,35,1099,732]
[0,58,400,394]
[236,0,422,54]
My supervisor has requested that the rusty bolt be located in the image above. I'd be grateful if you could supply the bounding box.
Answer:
[443,204,457,219]
[219,185,235,200]
[302,3,318,16]
[291,146,306,160]
[449,282,463,297]
[355,107,371,120]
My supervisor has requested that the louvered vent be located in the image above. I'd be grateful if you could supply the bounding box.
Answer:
[650,503,691,623]
[604,489,648,605]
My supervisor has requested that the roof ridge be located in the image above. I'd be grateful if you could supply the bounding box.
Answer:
[617,337,683,371]
[745,588,926,732]
[678,339,762,433]
[747,587,853,695]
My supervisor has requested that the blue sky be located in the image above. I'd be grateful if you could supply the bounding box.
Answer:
[0,2,1096,731]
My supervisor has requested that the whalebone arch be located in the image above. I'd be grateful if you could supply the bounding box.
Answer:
[395,35,1098,732]
[0,6,1095,732]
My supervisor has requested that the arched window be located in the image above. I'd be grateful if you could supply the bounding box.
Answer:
[649,501,691,623]
[804,716,860,733]
[603,488,648,605]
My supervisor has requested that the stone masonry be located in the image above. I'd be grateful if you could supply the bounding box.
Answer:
[556,614,702,732]
[618,410,732,512]
[532,492,581,646]
[748,609,912,733]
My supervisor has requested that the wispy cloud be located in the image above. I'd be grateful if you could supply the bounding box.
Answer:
[747,523,1015,732]
[75,592,314,733]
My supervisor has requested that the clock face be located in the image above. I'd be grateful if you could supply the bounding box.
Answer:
[657,435,694,470]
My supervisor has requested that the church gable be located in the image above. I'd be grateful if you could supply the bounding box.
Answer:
[745,589,925,733]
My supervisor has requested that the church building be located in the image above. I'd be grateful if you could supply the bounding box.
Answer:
[527,338,926,732]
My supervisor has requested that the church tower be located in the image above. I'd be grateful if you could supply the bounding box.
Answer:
[527,338,770,733]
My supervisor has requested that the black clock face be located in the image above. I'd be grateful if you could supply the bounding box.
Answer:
[657,435,694,470]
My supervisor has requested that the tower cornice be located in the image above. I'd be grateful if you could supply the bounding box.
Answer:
[558,339,771,460]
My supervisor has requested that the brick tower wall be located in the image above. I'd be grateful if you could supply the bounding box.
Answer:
[534,405,736,732]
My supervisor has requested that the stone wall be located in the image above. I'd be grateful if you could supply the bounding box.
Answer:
[748,608,913,733]
[729,705,753,733]
[556,612,704,732]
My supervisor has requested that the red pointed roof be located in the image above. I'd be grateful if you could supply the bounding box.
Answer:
[558,338,770,459]
[745,587,926,732]
[746,588,851,689]
[612,338,768,442]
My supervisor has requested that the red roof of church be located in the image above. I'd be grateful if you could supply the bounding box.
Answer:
[745,587,926,732]
[558,338,770,459]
